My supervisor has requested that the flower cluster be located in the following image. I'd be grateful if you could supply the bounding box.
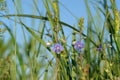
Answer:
[52,41,103,54]
[52,41,84,54]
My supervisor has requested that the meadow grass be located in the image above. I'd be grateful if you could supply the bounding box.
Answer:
[0,0,120,80]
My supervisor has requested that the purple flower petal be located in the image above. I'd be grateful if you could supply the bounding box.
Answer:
[97,44,102,51]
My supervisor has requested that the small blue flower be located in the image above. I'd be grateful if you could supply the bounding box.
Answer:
[74,41,84,52]
[53,43,64,54]
[97,44,102,51]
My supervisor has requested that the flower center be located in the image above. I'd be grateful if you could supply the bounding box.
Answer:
[78,44,81,47]
[56,46,60,50]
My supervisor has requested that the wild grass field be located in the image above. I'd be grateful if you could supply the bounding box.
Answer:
[0,0,120,80]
